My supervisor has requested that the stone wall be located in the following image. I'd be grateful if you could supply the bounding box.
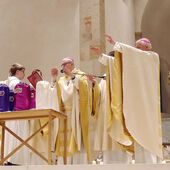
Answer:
[79,0,105,77]
[0,0,80,82]
[79,0,136,78]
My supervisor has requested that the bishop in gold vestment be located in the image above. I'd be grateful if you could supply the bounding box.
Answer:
[51,57,91,164]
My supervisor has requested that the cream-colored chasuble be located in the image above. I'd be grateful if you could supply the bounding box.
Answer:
[113,43,162,159]
[55,70,91,161]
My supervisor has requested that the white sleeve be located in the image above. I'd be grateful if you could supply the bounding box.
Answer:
[98,54,114,66]
[50,81,56,88]
[98,42,123,66]
[49,85,59,111]
[98,53,113,66]
[9,80,20,91]
[72,76,79,89]
[36,81,54,109]
[113,42,123,53]
[0,80,7,85]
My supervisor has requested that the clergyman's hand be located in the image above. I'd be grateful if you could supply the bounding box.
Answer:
[104,33,115,45]
[51,68,58,83]
[90,46,102,56]
[87,74,96,84]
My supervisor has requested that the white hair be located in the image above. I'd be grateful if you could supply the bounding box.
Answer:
[136,39,152,50]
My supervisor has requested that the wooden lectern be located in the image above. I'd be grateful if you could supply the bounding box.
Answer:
[0,109,67,165]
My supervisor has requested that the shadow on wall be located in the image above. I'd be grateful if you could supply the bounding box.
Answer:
[141,0,170,113]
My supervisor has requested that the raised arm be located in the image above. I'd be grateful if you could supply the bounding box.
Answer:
[104,33,123,53]
[90,46,102,57]
[90,46,114,65]
[51,68,58,86]
[104,33,115,45]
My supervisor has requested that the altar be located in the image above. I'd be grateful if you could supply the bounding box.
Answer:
[0,109,67,165]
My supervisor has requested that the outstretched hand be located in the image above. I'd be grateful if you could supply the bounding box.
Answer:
[104,33,115,45]
[51,68,58,76]
[90,46,102,56]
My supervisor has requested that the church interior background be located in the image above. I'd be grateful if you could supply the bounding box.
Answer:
[0,0,170,163]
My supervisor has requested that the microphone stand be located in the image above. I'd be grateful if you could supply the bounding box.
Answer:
[60,69,105,79]
[73,73,106,79]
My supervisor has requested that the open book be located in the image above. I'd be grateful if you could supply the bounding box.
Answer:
[27,71,43,89]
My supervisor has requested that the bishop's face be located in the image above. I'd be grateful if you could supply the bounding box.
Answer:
[62,62,74,74]
[136,42,150,51]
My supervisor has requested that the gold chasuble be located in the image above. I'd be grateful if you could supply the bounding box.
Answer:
[105,51,134,153]
[55,70,91,161]
[77,70,91,161]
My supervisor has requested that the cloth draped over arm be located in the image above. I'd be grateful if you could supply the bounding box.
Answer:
[36,81,59,136]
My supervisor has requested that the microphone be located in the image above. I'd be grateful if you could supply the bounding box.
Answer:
[60,69,64,73]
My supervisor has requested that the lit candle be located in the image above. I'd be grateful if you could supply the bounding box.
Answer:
[92,160,96,165]
[99,161,103,165]
[131,159,135,164]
